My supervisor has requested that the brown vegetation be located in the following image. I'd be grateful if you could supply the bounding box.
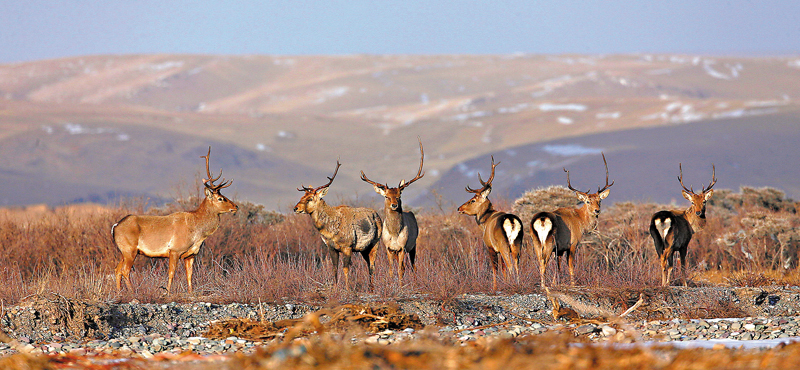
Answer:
[0,186,799,307]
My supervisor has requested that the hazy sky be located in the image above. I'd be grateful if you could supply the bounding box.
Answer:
[2,0,799,64]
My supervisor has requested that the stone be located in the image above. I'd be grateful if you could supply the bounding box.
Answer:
[601,326,617,337]
[575,324,597,335]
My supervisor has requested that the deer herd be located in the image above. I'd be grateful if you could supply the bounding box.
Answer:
[112,144,718,294]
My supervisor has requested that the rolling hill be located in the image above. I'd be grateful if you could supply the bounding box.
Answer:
[1,54,799,209]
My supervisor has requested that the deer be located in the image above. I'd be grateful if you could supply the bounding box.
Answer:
[294,161,383,290]
[530,153,614,287]
[650,164,716,286]
[457,156,524,291]
[112,146,238,294]
[360,139,424,280]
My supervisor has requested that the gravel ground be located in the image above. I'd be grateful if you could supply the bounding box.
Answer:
[2,286,800,358]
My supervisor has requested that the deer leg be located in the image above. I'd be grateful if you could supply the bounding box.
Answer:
[329,248,340,284]
[512,243,520,283]
[116,255,135,291]
[385,249,395,276]
[167,251,180,294]
[568,246,577,286]
[184,255,195,295]
[342,251,353,290]
[408,248,416,271]
[362,247,377,292]
[489,251,499,291]
[679,247,688,280]
[397,249,406,280]
[538,250,549,288]
[554,254,562,286]
[666,252,675,286]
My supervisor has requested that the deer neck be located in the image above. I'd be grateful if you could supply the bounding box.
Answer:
[474,200,496,227]
[384,206,405,235]
[192,199,223,233]
[309,199,339,232]
[682,207,706,232]
[574,204,598,232]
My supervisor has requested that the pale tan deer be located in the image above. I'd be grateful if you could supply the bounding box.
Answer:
[650,164,716,286]
[458,157,524,291]
[112,147,238,294]
[294,161,383,290]
[360,139,424,280]
[530,153,614,287]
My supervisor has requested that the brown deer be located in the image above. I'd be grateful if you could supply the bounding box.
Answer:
[112,147,238,294]
[360,139,424,280]
[294,161,383,290]
[650,164,716,286]
[530,153,614,287]
[457,157,524,291]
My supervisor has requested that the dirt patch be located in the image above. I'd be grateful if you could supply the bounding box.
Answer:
[8,294,112,341]
[204,303,423,341]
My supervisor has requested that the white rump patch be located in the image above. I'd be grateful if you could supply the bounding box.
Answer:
[503,218,522,246]
[655,218,672,240]
[533,217,552,247]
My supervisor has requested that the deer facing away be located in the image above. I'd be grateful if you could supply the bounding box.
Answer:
[112,147,238,294]
[530,153,614,287]
[650,164,716,286]
[360,139,424,280]
[294,161,383,290]
[458,156,524,291]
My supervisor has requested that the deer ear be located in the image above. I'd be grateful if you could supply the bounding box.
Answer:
[599,189,610,200]
[204,187,213,198]
[373,185,386,196]
[704,189,714,201]
[682,190,693,201]
[317,187,329,198]
[576,192,590,203]
[480,187,492,198]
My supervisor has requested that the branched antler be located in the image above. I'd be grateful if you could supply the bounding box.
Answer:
[201,147,232,191]
[300,161,342,193]
[399,138,425,191]
[466,156,499,193]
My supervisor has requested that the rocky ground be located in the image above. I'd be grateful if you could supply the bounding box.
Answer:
[2,286,800,359]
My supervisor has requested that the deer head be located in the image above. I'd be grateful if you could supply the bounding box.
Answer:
[564,152,614,217]
[679,163,716,219]
[201,147,237,214]
[361,139,424,212]
[294,160,341,214]
[458,156,499,216]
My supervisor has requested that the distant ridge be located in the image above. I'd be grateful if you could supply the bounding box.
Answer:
[1,54,799,208]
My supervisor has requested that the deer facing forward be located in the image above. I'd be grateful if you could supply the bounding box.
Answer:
[294,161,383,290]
[650,164,716,286]
[530,153,614,287]
[112,147,238,294]
[360,139,425,280]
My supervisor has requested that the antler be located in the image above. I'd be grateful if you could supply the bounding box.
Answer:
[597,152,615,193]
[201,146,232,191]
[702,164,717,193]
[360,170,387,190]
[677,163,694,194]
[398,138,425,191]
[564,168,587,194]
[299,160,342,193]
[466,156,500,193]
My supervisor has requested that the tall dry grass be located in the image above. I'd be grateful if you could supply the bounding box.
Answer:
[0,186,798,305]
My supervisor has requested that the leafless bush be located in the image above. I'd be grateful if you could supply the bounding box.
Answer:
[512,185,577,223]
[1,186,799,305]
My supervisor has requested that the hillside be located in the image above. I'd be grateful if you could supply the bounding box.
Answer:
[1,54,799,208]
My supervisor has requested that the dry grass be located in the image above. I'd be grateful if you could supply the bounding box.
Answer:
[0,186,798,306]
